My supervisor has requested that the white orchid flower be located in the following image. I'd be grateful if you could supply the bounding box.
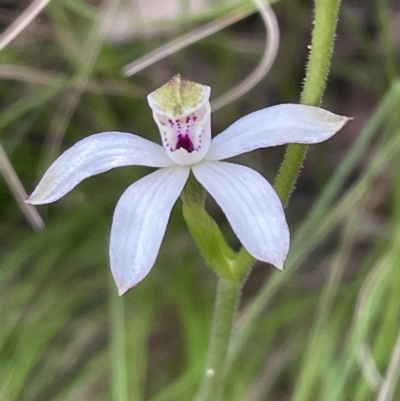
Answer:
[27,75,349,295]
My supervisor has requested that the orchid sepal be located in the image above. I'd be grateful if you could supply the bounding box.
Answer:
[111,166,190,295]
[26,131,173,205]
[205,104,351,161]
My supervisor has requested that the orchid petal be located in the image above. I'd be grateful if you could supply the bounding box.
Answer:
[110,166,190,295]
[192,161,289,268]
[205,104,351,161]
[26,132,174,205]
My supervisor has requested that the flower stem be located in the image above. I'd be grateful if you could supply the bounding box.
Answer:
[110,279,128,401]
[195,1,343,400]
[274,0,343,205]
[195,279,242,401]
[273,143,308,205]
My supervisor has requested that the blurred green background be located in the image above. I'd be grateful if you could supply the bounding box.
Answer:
[1,0,400,400]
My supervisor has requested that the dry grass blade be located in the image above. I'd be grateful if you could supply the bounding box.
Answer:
[122,3,254,76]
[0,143,44,231]
[355,258,388,389]
[377,330,400,401]
[358,343,383,390]
[0,64,145,97]
[211,0,279,110]
[0,0,53,51]
[0,64,59,86]
[41,0,121,173]
[244,343,293,401]
[122,0,279,111]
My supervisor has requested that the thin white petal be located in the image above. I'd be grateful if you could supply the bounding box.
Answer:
[192,161,289,268]
[206,104,351,161]
[110,166,190,295]
[26,132,174,204]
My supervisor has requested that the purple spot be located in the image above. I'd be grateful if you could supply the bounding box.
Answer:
[176,134,194,152]
[186,116,190,123]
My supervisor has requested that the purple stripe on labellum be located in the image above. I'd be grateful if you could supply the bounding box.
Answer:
[176,134,195,152]
[158,112,203,153]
